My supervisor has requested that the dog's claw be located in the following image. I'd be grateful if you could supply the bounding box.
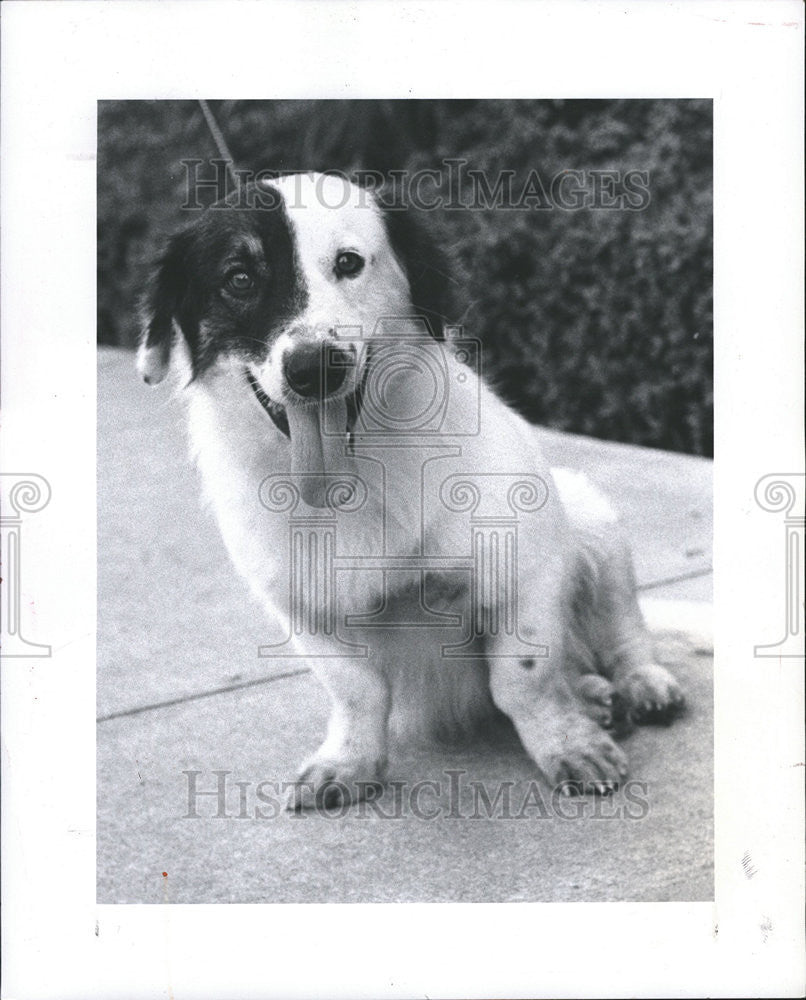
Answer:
[617,663,686,727]
[559,778,616,797]
[575,674,619,729]
[539,720,628,795]
[594,781,615,796]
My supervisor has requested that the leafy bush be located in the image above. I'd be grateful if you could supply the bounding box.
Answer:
[98,99,712,455]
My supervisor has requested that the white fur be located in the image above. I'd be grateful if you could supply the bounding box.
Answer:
[550,467,619,525]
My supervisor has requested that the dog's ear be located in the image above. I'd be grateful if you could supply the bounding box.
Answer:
[377,202,456,340]
[136,230,191,385]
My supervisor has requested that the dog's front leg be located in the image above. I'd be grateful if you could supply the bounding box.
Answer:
[590,534,687,726]
[485,552,628,795]
[289,656,391,810]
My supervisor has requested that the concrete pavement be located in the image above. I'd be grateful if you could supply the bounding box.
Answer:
[97,347,713,903]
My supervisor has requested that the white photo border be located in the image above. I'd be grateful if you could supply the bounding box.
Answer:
[1,2,803,998]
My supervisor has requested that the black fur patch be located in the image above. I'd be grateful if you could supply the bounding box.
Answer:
[377,202,456,340]
[142,185,307,380]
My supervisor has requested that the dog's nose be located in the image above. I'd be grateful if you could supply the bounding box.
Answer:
[283,341,353,399]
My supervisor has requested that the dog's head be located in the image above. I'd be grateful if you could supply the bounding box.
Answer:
[138,171,454,399]
[139,171,458,506]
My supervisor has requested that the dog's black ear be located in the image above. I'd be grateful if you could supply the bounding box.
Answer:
[378,203,456,340]
[136,230,191,385]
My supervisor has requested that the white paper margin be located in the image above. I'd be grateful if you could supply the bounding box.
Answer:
[1,2,803,998]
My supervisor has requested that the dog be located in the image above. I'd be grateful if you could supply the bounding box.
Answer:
[138,171,688,809]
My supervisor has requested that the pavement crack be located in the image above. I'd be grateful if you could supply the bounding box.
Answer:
[96,667,311,723]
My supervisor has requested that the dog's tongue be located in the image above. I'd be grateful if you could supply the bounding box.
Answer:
[286,398,350,508]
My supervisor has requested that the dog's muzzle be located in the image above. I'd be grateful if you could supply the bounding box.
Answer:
[283,341,355,400]
[254,340,361,510]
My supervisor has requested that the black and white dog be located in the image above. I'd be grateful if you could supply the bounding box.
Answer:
[139,172,687,808]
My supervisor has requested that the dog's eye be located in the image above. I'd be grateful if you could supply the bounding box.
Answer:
[334,251,365,278]
[225,270,254,293]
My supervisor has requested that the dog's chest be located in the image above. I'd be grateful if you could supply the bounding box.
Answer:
[186,385,470,617]
[272,443,471,616]
[185,371,553,626]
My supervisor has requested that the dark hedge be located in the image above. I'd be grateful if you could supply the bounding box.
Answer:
[98,99,712,455]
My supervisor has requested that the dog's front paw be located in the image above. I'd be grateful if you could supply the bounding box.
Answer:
[616,663,685,725]
[287,756,387,811]
[575,674,636,738]
[575,674,616,727]
[534,716,629,796]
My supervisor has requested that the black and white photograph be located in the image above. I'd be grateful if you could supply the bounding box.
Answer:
[1,3,803,998]
[97,98,715,904]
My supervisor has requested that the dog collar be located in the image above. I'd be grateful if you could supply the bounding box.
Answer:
[245,369,291,437]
